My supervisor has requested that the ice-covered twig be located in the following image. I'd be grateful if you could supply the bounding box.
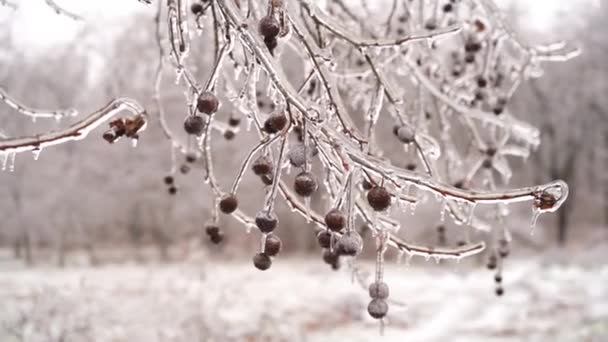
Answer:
[0,98,146,154]
[43,0,82,21]
[0,87,78,120]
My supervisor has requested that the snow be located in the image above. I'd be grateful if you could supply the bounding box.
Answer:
[1,249,607,342]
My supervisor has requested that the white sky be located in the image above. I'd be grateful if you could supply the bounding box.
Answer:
[0,0,596,52]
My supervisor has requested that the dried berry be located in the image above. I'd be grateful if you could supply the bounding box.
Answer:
[442,3,453,12]
[367,299,389,319]
[494,274,502,283]
[322,248,339,265]
[493,106,504,115]
[495,286,504,296]
[228,116,241,127]
[224,130,236,140]
[396,125,416,144]
[406,163,417,171]
[263,112,287,134]
[264,234,282,257]
[205,225,220,236]
[168,186,177,195]
[369,281,390,299]
[317,230,332,248]
[197,91,219,114]
[287,144,307,168]
[164,175,174,185]
[186,153,197,163]
[477,77,488,88]
[191,3,203,15]
[487,254,497,270]
[253,253,272,270]
[335,231,363,256]
[255,211,278,233]
[219,195,238,214]
[180,164,190,174]
[259,15,280,38]
[252,155,273,175]
[209,231,224,244]
[264,36,278,54]
[294,172,318,197]
[367,186,392,211]
[424,19,438,30]
[184,115,205,136]
[482,158,493,169]
[102,130,116,143]
[260,174,274,186]
[324,209,346,232]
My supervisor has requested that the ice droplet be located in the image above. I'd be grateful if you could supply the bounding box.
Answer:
[1,153,7,171]
[8,152,15,172]
[440,198,447,222]
[131,138,139,148]
[259,233,267,253]
[304,197,312,224]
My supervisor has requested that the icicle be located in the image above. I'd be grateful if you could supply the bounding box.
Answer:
[260,233,267,252]
[433,255,441,264]
[131,138,139,148]
[440,198,447,222]
[32,148,42,161]
[246,224,253,234]
[304,197,312,224]
[397,251,405,265]
[467,202,476,225]
[1,153,7,171]
[530,207,541,236]
[8,152,15,172]
[404,253,412,267]
[409,201,418,215]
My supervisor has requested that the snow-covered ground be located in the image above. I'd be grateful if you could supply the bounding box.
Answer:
[0,247,607,342]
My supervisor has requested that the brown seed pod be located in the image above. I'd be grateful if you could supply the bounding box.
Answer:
[294,172,318,197]
[259,15,281,38]
[324,209,346,232]
[184,115,205,136]
[369,281,390,299]
[316,231,332,248]
[252,155,273,175]
[367,186,392,211]
[196,91,219,114]
[367,299,389,319]
[263,112,287,134]
[219,195,238,214]
[253,253,272,270]
[264,234,282,257]
[255,211,278,233]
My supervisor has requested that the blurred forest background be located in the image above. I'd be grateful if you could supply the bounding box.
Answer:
[0,0,605,266]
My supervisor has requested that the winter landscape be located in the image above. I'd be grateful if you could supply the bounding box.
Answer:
[0,0,607,341]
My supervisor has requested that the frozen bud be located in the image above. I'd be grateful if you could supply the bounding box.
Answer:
[367,186,392,211]
[264,234,282,257]
[252,155,273,175]
[324,209,346,232]
[197,91,219,115]
[367,299,389,319]
[336,231,363,257]
[184,115,206,136]
[263,112,288,134]
[259,15,281,38]
[253,253,272,271]
[396,125,416,144]
[294,171,318,197]
[255,211,278,233]
[369,281,390,299]
[316,231,332,248]
[219,194,238,214]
